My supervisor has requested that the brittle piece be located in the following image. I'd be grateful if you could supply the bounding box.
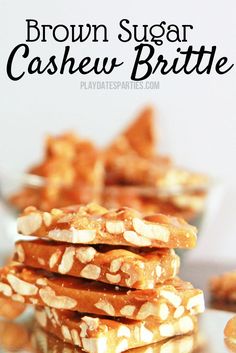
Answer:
[105,142,207,191]
[210,270,236,302]
[35,306,197,353]
[17,203,197,249]
[106,107,156,159]
[104,107,173,187]
[32,325,198,353]
[0,297,26,319]
[104,153,171,187]
[9,133,104,211]
[30,133,104,195]
[0,321,30,351]
[0,265,204,320]
[102,186,204,221]
[14,240,180,289]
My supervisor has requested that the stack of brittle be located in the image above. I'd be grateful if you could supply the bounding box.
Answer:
[9,107,208,222]
[0,203,204,353]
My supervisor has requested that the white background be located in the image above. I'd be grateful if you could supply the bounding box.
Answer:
[0,0,235,262]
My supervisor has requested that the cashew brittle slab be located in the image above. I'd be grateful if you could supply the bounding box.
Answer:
[14,240,180,289]
[34,306,197,353]
[33,325,198,353]
[0,265,204,320]
[17,203,197,249]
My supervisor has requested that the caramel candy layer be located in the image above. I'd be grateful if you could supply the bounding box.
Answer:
[35,306,197,353]
[14,240,180,289]
[105,147,207,190]
[210,270,236,302]
[0,265,204,320]
[33,325,197,353]
[17,203,197,249]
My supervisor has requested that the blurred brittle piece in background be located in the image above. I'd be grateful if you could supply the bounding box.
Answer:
[0,320,30,351]
[9,133,104,211]
[0,298,26,320]
[102,186,203,220]
[7,107,209,222]
[103,106,208,220]
[210,270,236,303]
[105,106,156,159]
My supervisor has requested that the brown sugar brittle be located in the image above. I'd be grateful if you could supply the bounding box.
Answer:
[210,270,236,302]
[32,325,198,353]
[31,133,103,190]
[0,297,26,320]
[105,106,156,159]
[104,107,173,188]
[17,203,197,249]
[34,306,197,353]
[102,186,204,221]
[104,153,172,187]
[105,151,207,190]
[104,107,207,191]
[1,111,205,353]
[14,240,180,289]
[9,133,104,211]
[8,108,208,220]
[0,265,204,320]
